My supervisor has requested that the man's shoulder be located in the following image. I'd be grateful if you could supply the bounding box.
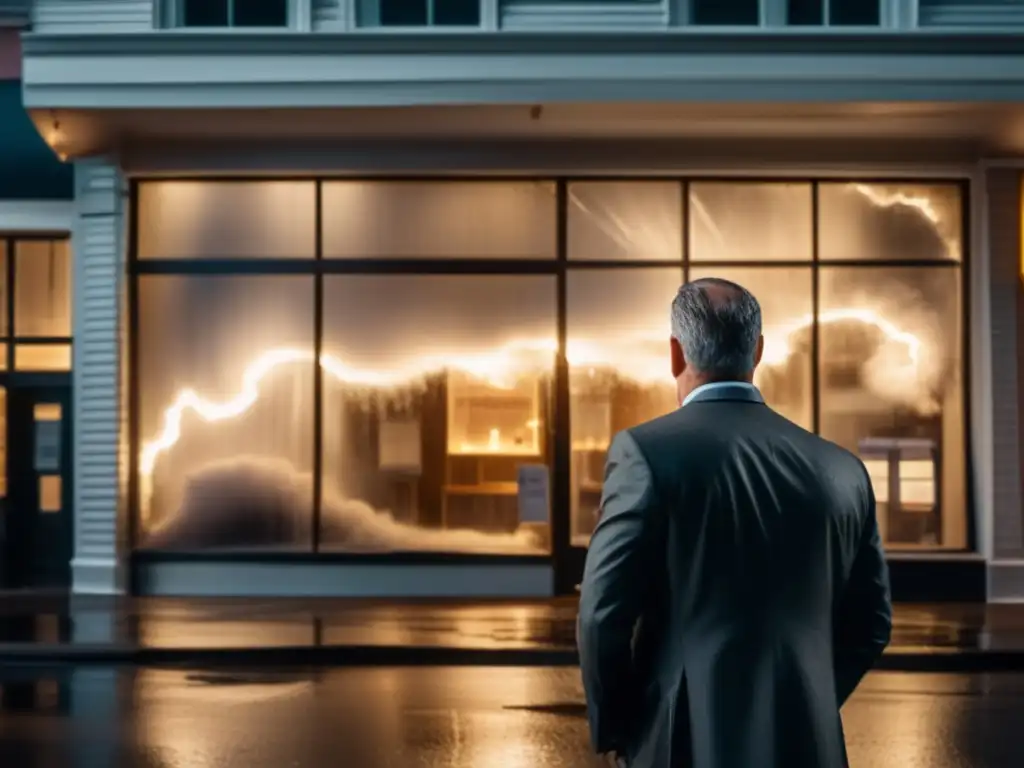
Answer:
[624,405,868,479]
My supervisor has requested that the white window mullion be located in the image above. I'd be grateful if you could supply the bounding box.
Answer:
[358,0,380,26]
[760,0,788,26]
[881,0,917,28]
[427,0,435,25]
[291,0,313,31]
[669,0,692,26]
[227,0,236,26]
[480,0,499,29]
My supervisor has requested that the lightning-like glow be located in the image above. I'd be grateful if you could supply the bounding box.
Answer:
[140,308,924,486]
[139,181,952,522]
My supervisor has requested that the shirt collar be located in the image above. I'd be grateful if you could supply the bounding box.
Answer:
[682,380,760,407]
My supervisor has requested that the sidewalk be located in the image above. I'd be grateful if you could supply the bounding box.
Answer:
[1,595,1023,670]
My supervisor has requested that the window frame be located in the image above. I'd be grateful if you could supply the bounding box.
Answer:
[357,0,486,28]
[126,175,973,578]
[163,0,309,31]
[0,234,73,376]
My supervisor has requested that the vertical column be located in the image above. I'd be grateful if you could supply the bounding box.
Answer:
[70,160,125,595]
[881,0,918,28]
[983,168,1024,599]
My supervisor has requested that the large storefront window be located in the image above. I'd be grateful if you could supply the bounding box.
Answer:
[138,275,315,550]
[131,177,968,555]
[319,274,555,554]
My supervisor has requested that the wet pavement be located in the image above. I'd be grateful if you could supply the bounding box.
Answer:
[0,665,1023,767]
[1,595,1023,668]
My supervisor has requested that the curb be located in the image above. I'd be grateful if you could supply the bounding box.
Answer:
[1,645,1024,671]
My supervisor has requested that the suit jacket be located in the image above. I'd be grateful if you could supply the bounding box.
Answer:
[578,383,892,768]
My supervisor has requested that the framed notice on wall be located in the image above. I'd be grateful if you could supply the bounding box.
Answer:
[517,464,550,524]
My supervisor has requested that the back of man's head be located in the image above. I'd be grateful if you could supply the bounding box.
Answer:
[670,278,763,380]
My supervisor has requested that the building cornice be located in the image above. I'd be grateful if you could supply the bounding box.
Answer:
[21,29,1024,110]
[20,29,1024,57]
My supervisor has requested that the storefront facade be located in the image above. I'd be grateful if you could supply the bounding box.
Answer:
[16,2,1024,600]
[0,22,74,590]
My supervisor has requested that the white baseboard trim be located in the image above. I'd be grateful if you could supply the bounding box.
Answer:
[71,557,125,595]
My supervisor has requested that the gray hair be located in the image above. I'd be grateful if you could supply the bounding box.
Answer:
[670,277,762,379]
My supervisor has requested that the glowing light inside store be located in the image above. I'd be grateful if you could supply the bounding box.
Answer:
[138,182,947,515]
[139,307,923,480]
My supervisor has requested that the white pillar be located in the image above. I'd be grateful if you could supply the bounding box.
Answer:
[70,160,126,594]
[981,167,1024,599]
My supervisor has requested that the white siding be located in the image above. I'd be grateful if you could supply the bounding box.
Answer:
[32,0,154,33]
[312,0,353,30]
[71,160,125,595]
[918,1,1024,27]
[501,0,667,29]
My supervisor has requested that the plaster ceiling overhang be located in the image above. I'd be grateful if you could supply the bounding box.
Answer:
[25,102,1024,165]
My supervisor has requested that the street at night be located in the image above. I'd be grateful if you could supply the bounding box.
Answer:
[1,666,1023,767]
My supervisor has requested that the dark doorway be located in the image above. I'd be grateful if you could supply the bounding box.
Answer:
[2,385,72,588]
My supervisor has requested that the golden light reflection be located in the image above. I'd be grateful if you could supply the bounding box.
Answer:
[139,181,952,523]
[140,307,930,507]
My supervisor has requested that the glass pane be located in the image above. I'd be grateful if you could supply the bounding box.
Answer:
[321,275,555,554]
[39,476,61,513]
[138,181,316,259]
[138,275,315,551]
[234,0,288,26]
[689,267,813,430]
[183,0,228,25]
[788,0,823,24]
[819,266,965,548]
[379,0,428,24]
[690,182,812,262]
[567,268,680,547]
[14,240,72,337]
[435,0,480,25]
[0,241,7,336]
[0,343,6,370]
[693,0,759,24]
[818,183,962,262]
[830,0,879,25]
[321,181,556,259]
[15,344,71,371]
[568,182,682,262]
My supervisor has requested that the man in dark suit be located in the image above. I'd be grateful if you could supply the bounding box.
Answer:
[578,277,892,768]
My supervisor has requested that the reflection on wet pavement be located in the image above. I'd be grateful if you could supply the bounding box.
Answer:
[1,666,1023,767]
[3,596,1024,654]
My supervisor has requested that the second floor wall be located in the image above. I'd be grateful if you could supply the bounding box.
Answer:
[27,0,1024,34]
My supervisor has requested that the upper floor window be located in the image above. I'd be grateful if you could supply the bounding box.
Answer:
[181,0,289,27]
[692,0,759,25]
[788,0,880,25]
[359,0,481,27]
[691,0,880,26]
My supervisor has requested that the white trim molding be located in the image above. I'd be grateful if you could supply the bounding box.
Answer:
[0,200,73,232]
[21,31,1024,109]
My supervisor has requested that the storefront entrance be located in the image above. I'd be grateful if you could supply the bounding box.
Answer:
[2,384,72,588]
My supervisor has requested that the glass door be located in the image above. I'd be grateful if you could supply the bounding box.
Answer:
[4,386,72,588]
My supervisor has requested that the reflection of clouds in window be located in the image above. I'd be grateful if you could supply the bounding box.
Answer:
[567,182,682,261]
[820,183,961,262]
[137,181,963,551]
[820,270,955,417]
[690,183,813,261]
